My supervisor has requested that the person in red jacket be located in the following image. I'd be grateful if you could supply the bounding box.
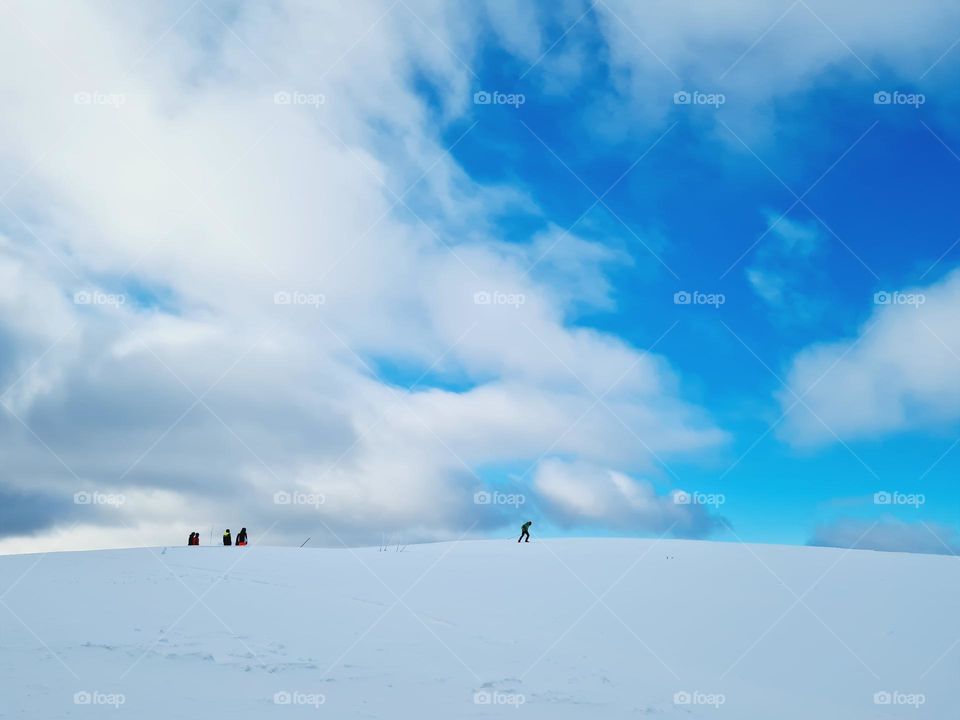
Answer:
[236,528,248,546]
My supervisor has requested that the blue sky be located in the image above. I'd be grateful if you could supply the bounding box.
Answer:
[435,4,960,549]
[0,0,958,554]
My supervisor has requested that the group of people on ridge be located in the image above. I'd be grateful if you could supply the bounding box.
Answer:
[223,528,248,546]
[187,528,249,546]
[189,523,528,546]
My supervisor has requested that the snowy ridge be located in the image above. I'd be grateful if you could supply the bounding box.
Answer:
[0,538,956,718]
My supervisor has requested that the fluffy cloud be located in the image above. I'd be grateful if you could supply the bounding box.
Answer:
[778,268,960,444]
[0,1,726,553]
[809,517,959,555]
[533,458,724,537]
[746,214,824,319]
[587,0,960,139]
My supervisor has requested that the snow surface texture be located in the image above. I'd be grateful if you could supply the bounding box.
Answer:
[0,539,956,718]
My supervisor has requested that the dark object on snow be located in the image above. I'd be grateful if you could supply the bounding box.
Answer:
[518,521,532,543]
[223,529,232,546]
[190,532,200,546]
[187,532,195,546]
[236,528,248,546]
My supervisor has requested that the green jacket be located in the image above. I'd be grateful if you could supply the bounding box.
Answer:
[521,522,532,531]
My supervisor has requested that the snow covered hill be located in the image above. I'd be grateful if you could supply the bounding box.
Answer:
[0,538,956,718]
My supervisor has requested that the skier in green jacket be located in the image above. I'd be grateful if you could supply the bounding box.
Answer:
[518,521,532,543]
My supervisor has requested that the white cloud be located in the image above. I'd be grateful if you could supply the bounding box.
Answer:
[809,517,958,555]
[482,0,543,62]
[746,214,824,319]
[587,0,960,139]
[779,268,960,445]
[533,458,723,537]
[0,1,725,551]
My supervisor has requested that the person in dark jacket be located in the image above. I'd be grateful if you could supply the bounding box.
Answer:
[518,521,532,543]
[192,532,200,546]
[236,528,248,546]
[223,529,232,546]
[188,532,195,546]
